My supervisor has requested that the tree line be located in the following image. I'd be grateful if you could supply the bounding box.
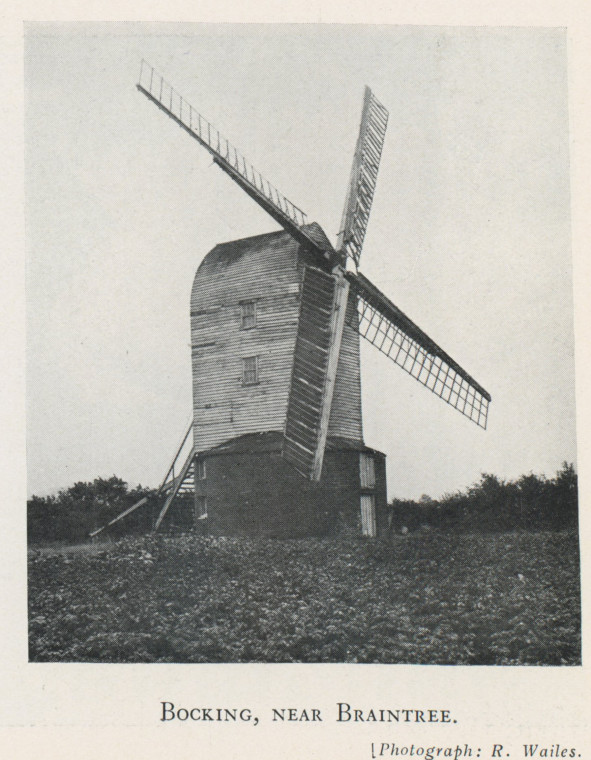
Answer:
[27,463,578,545]
[27,477,158,544]
[389,462,578,534]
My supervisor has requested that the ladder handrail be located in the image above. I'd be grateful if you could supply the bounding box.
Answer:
[154,447,196,530]
[161,461,194,494]
[88,496,149,538]
[158,419,193,494]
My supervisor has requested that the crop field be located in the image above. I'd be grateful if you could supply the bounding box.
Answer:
[28,530,580,665]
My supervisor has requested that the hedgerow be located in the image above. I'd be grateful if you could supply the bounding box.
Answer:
[389,462,578,534]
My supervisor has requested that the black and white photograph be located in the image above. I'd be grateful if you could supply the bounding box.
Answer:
[25,23,579,665]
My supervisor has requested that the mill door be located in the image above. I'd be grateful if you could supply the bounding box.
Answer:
[194,496,207,528]
[360,494,376,537]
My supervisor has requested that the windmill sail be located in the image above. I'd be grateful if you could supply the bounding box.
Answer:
[346,272,491,429]
[282,87,389,480]
[282,266,350,480]
[336,87,389,268]
[137,61,330,260]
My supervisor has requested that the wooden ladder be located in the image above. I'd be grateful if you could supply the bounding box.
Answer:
[154,445,196,530]
[88,420,197,538]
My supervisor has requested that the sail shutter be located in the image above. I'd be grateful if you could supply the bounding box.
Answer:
[282,266,337,477]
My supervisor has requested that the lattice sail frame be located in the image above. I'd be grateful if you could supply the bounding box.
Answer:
[136,61,337,262]
[337,87,389,268]
[347,273,491,429]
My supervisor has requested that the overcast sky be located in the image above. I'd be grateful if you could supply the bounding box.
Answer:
[25,22,574,500]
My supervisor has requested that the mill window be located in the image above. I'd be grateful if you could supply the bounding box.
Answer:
[240,300,257,329]
[242,355,259,385]
[196,458,206,480]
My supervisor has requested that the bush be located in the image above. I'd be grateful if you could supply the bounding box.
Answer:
[389,462,578,534]
[27,477,158,544]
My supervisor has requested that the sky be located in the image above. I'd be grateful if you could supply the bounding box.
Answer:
[25,23,575,500]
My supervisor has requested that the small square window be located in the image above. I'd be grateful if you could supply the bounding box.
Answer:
[240,301,257,329]
[242,355,259,385]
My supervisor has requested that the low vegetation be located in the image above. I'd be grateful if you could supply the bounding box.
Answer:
[28,529,580,665]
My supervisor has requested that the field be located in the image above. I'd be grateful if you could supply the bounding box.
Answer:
[28,530,580,665]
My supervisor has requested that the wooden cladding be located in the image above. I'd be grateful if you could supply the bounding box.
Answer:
[191,227,363,456]
[191,230,302,453]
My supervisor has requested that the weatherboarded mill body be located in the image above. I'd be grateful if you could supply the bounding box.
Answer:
[190,225,387,537]
[132,62,491,541]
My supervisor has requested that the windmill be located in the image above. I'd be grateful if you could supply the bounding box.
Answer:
[128,60,490,539]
